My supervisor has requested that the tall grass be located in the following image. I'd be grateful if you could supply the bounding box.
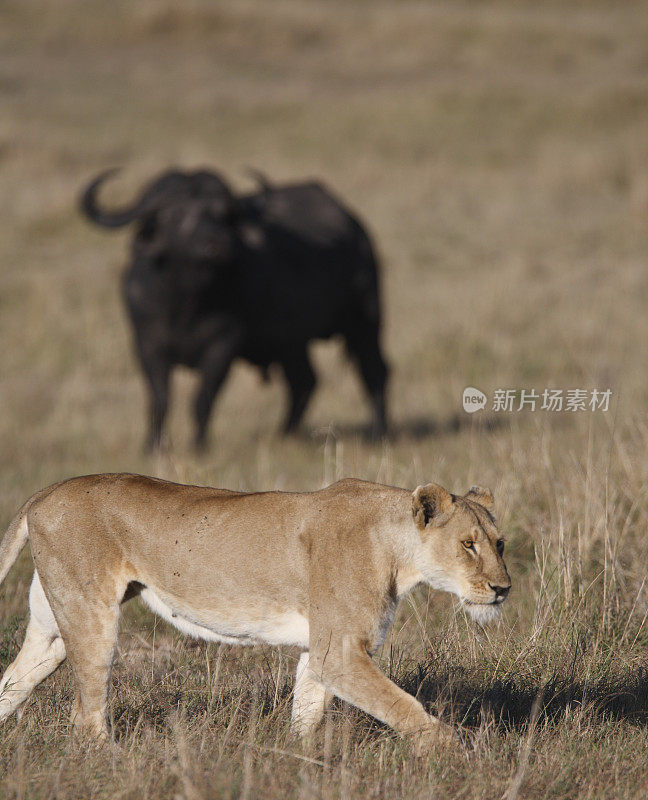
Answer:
[2,1,648,797]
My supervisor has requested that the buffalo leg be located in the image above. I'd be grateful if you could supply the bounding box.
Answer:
[194,333,241,449]
[137,342,170,451]
[346,328,388,436]
[281,348,316,433]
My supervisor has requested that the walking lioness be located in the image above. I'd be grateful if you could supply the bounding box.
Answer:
[0,474,510,749]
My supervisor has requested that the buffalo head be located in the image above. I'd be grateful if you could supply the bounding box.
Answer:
[81,168,238,263]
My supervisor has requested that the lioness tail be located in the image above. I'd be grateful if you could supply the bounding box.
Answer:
[0,511,29,589]
[0,483,64,588]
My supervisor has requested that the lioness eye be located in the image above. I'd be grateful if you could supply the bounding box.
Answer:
[462,541,474,551]
[496,540,505,555]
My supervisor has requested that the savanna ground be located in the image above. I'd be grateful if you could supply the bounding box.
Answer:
[1,1,648,797]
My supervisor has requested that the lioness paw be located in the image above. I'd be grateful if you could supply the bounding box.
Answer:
[411,720,463,757]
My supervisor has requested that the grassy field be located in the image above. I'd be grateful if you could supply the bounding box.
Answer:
[2,1,648,797]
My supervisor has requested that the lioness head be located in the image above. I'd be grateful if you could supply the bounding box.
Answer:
[412,483,511,623]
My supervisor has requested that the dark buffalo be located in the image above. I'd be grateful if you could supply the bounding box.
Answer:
[81,168,389,449]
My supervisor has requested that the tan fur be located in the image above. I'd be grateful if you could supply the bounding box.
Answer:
[0,474,510,750]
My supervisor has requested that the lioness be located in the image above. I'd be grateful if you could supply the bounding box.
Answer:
[0,474,510,749]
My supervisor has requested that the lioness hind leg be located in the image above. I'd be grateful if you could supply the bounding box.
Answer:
[290,652,332,739]
[0,571,66,721]
[60,601,121,740]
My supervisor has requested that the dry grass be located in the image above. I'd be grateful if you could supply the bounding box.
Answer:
[2,1,648,797]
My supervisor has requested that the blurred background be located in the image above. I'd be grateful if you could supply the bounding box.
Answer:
[3,0,647,495]
[2,2,648,798]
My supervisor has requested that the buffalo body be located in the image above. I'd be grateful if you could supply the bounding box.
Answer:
[81,169,388,448]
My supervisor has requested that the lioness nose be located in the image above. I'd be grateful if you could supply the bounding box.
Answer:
[489,583,510,599]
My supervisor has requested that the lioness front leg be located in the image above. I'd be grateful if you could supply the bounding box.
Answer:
[290,652,333,739]
[311,636,456,752]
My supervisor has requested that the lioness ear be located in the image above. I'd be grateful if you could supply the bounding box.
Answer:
[412,484,455,530]
[465,485,494,509]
